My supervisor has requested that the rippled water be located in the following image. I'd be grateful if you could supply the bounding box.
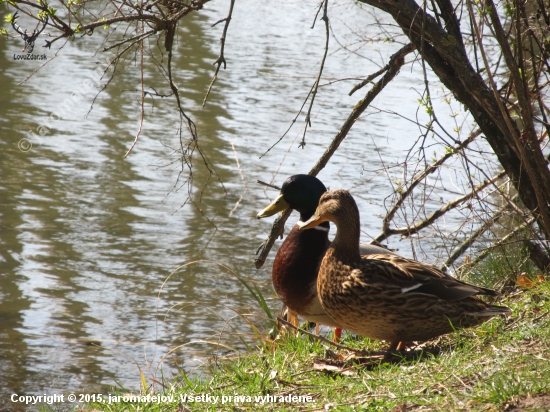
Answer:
[0,0,480,406]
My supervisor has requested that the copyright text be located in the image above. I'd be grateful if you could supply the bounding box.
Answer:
[10,393,315,405]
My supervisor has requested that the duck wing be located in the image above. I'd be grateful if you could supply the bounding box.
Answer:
[359,243,397,256]
[361,254,497,301]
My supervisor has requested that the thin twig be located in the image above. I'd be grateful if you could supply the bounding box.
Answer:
[257,180,281,191]
[228,139,247,217]
[203,0,235,107]
[102,29,155,52]
[374,169,507,243]
[379,129,481,238]
[470,216,537,268]
[443,195,517,271]
[299,0,330,148]
[259,86,314,158]
[125,25,146,158]
[349,65,388,96]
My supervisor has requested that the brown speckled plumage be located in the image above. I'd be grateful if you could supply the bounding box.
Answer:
[300,189,511,349]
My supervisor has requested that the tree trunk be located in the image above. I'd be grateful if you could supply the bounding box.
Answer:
[356,0,550,242]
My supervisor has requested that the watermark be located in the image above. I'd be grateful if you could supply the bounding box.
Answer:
[13,53,47,61]
[18,54,112,152]
[10,11,48,54]
[7,10,112,153]
[9,392,315,406]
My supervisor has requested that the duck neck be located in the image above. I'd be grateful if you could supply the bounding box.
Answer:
[299,209,318,224]
[330,213,361,261]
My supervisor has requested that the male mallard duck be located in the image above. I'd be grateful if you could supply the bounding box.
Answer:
[257,175,396,330]
[299,189,511,350]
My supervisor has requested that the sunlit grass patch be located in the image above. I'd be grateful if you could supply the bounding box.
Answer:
[65,256,550,412]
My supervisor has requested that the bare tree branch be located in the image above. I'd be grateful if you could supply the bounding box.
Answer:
[379,129,481,239]
[374,170,507,243]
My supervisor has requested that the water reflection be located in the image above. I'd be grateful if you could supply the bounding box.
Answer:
[0,2,245,402]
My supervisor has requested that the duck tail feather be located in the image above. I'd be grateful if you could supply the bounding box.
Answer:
[468,305,511,317]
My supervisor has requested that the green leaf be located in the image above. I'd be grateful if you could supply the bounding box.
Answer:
[504,1,514,16]
[425,104,434,116]
[4,13,13,23]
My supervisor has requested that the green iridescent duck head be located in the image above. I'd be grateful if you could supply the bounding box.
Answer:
[257,174,328,222]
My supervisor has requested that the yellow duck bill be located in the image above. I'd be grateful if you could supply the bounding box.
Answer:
[256,193,289,219]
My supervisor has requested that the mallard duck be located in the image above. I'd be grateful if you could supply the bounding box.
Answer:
[299,189,511,350]
[257,175,396,331]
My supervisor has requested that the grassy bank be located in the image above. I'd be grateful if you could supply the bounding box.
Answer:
[69,278,550,411]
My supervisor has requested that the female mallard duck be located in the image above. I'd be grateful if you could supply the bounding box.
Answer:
[257,175,396,330]
[299,189,511,350]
